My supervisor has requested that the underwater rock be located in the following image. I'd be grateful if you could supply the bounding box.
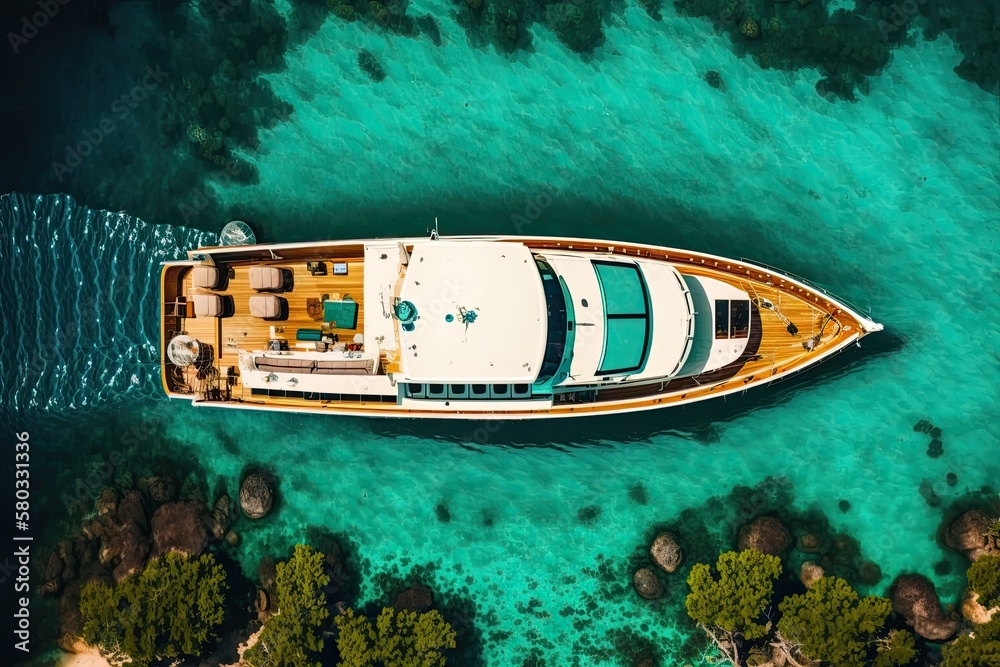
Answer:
[369,1,389,23]
[543,2,604,54]
[358,49,387,83]
[109,522,151,583]
[650,532,683,573]
[240,472,274,519]
[58,564,111,653]
[225,529,240,547]
[254,585,270,615]
[416,14,441,46]
[578,505,602,524]
[927,438,944,458]
[150,501,209,558]
[144,473,178,505]
[913,419,932,433]
[96,487,118,516]
[739,17,759,39]
[838,499,851,513]
[919,480,941,507]
[59,540,78,581]
[738,516,790,556]
[633,568,662,600]
[395,583,434,612]
[796,532,828,554]
[38,550,64,596]
[945,509,1000,561]
[800,561,825,589]
[258,557,278,593]
[704,70,725,91]
[891,574,960,641]
[434,500,452,522]
[209,494,231,540]
[947,472,958,486]
[116,490,147,530]
[331,3,356,20]
[858,560,883,586]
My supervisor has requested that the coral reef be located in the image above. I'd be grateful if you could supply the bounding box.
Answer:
[358,49,387,82]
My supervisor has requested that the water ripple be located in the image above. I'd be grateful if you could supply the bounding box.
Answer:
[0,193,214,416]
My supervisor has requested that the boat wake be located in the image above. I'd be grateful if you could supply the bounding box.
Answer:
[0,193,214,416]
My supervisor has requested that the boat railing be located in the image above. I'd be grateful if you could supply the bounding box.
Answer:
[739,257,874,320]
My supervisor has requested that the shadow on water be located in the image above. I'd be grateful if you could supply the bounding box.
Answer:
[372,329,905,448]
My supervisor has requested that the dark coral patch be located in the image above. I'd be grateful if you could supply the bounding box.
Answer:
[358,49,387,82]
[577,505,602,524]
[628,483,648,505]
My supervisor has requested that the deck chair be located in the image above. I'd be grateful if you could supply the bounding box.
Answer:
[192,266,223,290]
[249,295,287,320]
[192,294,223,317]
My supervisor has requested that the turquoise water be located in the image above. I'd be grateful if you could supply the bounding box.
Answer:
[2,0,999,664]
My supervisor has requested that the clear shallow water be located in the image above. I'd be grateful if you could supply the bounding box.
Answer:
[2,0,999,664]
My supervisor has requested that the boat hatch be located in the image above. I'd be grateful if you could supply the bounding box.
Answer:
[593,260,652,374]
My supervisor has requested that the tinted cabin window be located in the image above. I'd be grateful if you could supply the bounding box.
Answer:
[730,300,750,338]
[715,300,729,339]
[593,261,652,374]
[471,384,488,396]
[534,258,569,382]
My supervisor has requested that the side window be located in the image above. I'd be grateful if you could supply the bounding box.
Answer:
[730,300,750,338]
[715,300,729,339]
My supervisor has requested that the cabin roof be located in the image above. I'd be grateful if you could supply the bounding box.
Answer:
[397,241,547,383]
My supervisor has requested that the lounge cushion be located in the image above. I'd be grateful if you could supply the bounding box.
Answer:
[323,300,359,329]
[314,358,374,374]
[192,294,222,317]
[192,266,220,290]
[296,329,323,341]
[249,267,283,292]
[250,295,284,319]
[254,357,316,372]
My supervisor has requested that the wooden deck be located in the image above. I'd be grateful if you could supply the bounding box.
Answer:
[160,237,873,418]
[169,257,369,400]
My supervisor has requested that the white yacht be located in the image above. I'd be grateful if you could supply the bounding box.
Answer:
[160,233,882,419]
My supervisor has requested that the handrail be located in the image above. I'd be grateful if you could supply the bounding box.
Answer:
[739,257,874,319]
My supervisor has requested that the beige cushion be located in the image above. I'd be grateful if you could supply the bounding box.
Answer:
[249,295,282,319]
[313,358,374,374]
[192,266,219,289]
[249,267,283,291]
[192,294,222,317]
